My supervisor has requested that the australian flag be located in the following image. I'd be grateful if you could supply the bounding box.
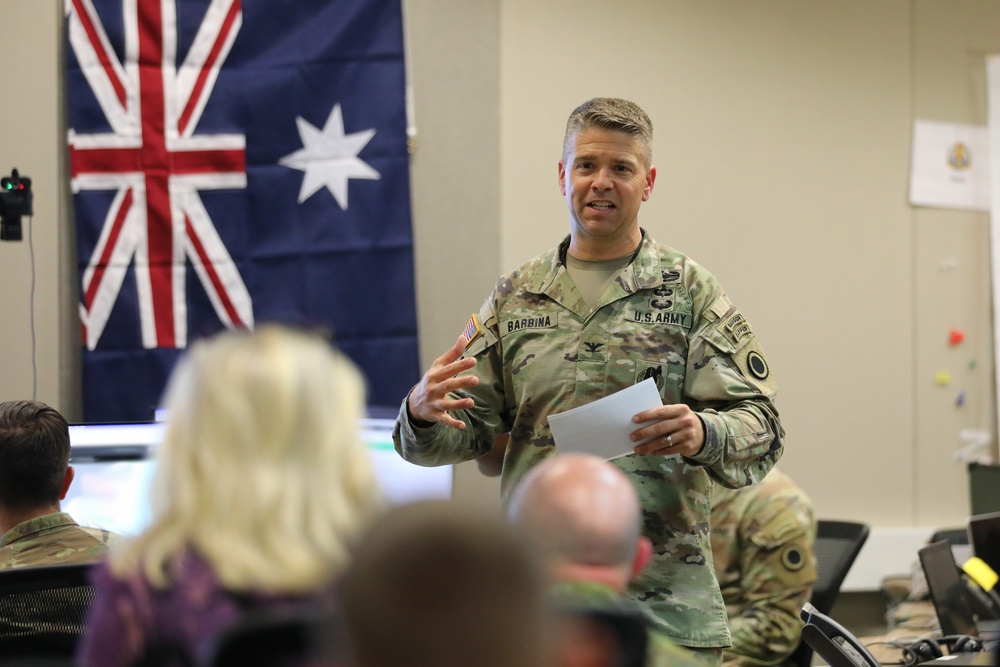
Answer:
[66,0,420,421]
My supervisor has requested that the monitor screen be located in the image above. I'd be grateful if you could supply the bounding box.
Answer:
[969,463,1000,516]
[918,540,980,638]
[64,419,452,537]
[968,511,1000,576]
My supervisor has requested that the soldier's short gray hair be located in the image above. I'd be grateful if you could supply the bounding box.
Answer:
[562,97,653,167]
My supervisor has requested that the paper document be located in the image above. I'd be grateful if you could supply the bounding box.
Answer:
[546,378,663,460]
[909,119,990,211]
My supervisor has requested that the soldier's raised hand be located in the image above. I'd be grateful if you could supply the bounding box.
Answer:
[407,334,479,429]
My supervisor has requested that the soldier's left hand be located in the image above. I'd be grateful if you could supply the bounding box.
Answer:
[630,404,705,457]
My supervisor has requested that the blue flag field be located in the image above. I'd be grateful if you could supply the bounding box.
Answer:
[66,0,420,421]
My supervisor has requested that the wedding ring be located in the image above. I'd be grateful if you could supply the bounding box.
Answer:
[667,434,673,447]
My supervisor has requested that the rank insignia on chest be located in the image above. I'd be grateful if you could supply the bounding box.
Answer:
[462,314,483,348]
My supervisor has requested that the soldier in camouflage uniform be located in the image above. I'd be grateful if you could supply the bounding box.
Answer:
[0,400,118,568]
[394,97,784,660]
[711,467,817,667]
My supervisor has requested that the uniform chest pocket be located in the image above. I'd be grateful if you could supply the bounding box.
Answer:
[498,313,564,389]
[609,326,690,404]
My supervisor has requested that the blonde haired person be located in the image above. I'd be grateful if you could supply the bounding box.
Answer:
[77,325,383,667]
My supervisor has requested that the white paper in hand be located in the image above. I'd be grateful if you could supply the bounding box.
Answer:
[546,378,663,460]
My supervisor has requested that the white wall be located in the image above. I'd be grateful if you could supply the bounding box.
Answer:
[0,1,78,415]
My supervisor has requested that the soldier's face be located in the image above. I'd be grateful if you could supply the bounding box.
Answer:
[559,129,655,255]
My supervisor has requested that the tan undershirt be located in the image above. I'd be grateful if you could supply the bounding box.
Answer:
[565,252,633,310]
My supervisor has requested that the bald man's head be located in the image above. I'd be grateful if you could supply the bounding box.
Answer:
[507,454,646,580]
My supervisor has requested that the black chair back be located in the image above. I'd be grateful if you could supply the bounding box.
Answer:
[203,605,335,667]
[791,520,870,667]
[0,561,97,665]
[565,605,649,667]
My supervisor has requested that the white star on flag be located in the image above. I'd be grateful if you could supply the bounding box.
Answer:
[279,104,381,209]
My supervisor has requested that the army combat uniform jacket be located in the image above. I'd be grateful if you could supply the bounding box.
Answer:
[711,467,817,667]
[552,579,713,667]
[0,511,118,569]
[394,231,784,648]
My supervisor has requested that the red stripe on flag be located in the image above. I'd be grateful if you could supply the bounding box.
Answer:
[71,0,127,108]
[84,188,134,310]
[138,0,174,347]
[178,0,241,136]
[70,146,245,178]
[70,145,141,180]
[185,215,247,329]
[172,149,245,174]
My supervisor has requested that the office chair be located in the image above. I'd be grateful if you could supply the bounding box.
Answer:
[0,561,97,665]
[968,462,1000,516]
[791,519,870,667]
[561,604,649,667]
[203,604,335,667]
[929,527,970,546]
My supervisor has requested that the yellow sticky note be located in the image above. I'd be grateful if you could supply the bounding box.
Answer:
[963,557,999,591]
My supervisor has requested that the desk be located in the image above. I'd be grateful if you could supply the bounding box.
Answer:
[860,597,940,664]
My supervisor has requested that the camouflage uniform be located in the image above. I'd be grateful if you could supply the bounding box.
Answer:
[394,231,784,648]
[552,579,714,667]
[0,511,118,569]
[711,467,816,667]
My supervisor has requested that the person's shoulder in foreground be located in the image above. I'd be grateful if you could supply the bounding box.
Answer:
[509,452,714,667]
[339,499,558,667]
[0,511,117,569]
[0,399,119,570]
[76,325,385,667]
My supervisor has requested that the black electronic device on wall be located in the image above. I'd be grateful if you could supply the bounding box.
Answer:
[0,168,32,241]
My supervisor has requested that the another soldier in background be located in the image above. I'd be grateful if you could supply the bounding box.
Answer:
[396,97,784,664]
[0,400,118,568]
[508,452,710,667]
[711,467,817,667]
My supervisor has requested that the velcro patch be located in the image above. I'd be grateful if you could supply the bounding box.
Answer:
[781,544,806,571]
[732,340,778,396]
[499,313,559,336]
[709,295,733,319]
[747,351,769,380]
[462,314,482,348]
[725,312,752,344]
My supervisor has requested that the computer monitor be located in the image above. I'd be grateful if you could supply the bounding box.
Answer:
[919,540,981,638]
[969,463,1000,516]
[64,419,453,537]
[968,512,1000,576]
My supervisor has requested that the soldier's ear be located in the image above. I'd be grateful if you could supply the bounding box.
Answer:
[630,536,653,580]
[59,466,75,501]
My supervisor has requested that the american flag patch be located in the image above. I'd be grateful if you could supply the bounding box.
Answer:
[462,314,483,348]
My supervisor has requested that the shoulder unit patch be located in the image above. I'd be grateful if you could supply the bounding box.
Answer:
[747,350,769,380]
[781,544,806,571]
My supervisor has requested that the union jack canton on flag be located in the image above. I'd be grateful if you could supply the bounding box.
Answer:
[66,0,420,421]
